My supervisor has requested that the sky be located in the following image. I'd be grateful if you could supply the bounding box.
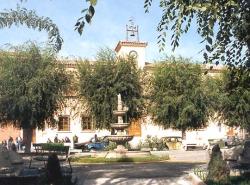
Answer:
[0,0,205,62]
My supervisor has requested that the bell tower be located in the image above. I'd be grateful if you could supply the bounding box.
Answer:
[115,19,148,69]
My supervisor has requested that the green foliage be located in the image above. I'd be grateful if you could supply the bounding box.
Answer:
[149,57,208,131]
[140,135,166,151]
[202,74,224,118]
[220,69,250,130]
[77,49,143,129]
[0,43,69,129]
[70,155,169,163]
[75,0,97,35]
[145,0,250,67]
[105,141,117,151]
[41,143,66,152]
[0,6,63,52]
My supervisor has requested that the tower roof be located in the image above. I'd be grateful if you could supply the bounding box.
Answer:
[114,41,148,52]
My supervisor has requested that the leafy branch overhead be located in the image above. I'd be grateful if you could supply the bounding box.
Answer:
[144,0,250,68]
[75,0,97,35]
[0,6,63,52]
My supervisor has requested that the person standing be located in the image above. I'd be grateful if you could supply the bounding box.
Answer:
[8,136,13,150]
[54,134,59,143]
[73,135,78,148]
[17,136,22,151]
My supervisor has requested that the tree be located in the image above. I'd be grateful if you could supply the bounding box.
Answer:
[0,6,63,52]
[220,68,250,130]
[144,0,250,68]
[0,43,69,152]
[202,73,224,119]
[149,57,209,136]
[77,49,143,129]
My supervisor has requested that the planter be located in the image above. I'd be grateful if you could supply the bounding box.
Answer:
[150,151,169,158]
[140,148,151,152]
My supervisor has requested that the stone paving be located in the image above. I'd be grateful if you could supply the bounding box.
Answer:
[18,149,208,185]
[72,162,201,185]
[71,150,208,185]
[168,149,209,163]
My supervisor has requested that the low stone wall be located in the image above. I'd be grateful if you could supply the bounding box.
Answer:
[150,151,169,158]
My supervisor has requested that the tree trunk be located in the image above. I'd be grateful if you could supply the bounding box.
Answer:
[182,130,186,140]
[23,128,33,153]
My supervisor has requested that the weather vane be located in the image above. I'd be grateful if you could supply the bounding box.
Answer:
[126,17,139,41]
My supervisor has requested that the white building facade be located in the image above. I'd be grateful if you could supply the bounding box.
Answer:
[33,21,242,149]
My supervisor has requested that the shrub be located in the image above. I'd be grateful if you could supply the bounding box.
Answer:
[41,143,65,152]
[105,141,117,151]
[139,136,167,151]
[206,144,230,184]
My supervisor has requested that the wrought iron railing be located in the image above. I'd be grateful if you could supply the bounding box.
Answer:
[193,167,208,181]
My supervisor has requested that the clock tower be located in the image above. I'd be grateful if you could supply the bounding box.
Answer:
[115,19,148,69]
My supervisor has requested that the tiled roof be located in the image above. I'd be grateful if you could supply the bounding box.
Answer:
[115,41,148,52]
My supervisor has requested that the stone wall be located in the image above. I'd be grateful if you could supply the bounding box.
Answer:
[0,124,22,142]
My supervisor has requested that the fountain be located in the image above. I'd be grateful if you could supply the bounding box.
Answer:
[106,94,133,156]
[103,94,165,159]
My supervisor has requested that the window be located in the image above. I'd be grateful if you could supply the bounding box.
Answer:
[81,116,93,130]
[58,116,70,131]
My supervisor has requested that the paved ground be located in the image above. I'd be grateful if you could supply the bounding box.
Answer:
[72,162,203,185]
[20,149,208,185]
[168,149,209,163]
[71,150,208,185]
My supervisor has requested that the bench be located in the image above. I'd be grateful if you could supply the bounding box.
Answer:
[32,143,43,153]
[29,143,72,175]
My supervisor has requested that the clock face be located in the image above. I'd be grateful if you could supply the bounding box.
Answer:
[129,50,138,59]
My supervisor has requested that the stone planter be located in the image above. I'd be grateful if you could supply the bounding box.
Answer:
[141,147,151,152]
[150,151,169,158]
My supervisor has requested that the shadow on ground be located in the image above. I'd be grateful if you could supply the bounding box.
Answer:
[73,162,204,185]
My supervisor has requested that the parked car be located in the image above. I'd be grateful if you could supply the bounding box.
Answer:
[86,142,108,151]
[74,136,109,151]
[182,138,208,151]
[161,136,182,150]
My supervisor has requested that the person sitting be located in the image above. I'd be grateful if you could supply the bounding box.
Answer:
[90,134,98,143]
[65,136,71,143]
[47,138,52,143]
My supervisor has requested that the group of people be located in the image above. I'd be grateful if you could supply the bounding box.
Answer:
[46,134,98,147]
[1,136,23,151]
[47,134,71,144]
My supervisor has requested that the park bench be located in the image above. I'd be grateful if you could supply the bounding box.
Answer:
[29,143,72,175]
[32,143,43,153]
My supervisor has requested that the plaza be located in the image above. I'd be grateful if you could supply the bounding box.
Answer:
[0,1,249,185]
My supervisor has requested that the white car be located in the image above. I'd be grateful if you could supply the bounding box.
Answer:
[182,139,208,151]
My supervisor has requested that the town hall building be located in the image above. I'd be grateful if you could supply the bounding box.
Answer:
[0,21,244,150]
